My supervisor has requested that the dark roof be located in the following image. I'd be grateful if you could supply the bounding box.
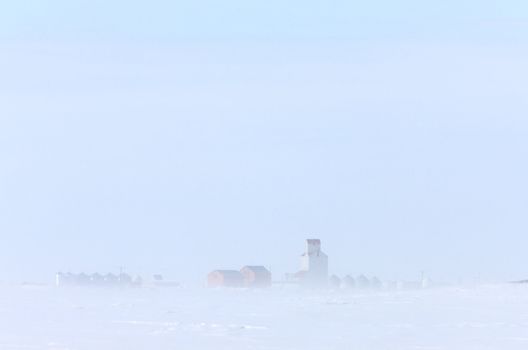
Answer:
[211,270,243,279]
[241,266,270,274]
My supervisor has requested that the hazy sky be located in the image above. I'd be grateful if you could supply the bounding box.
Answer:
[1,1,527,284]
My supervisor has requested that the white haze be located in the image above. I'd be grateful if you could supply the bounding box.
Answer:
[2,1,528,349]
[1,42,528,284]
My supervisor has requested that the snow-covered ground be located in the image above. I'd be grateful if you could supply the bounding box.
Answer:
[1,284,528,350]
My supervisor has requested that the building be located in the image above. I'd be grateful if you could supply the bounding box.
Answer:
[329,274,341,289]
[90,273,104,285]
[356,274,370,289]
[240,266,272,288]
[77,273,90,285]
[104,273,119,284]
[207,270,244,288]
[55,272,75,287]
[56,271,142,287]
[118,273,133,285]
[133,275,143,286]
[342,275,356,289]
[149,274,180,287]
[298,239,328,287]
[422,277,432,289]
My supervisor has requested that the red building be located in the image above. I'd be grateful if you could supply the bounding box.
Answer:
[240,266,272,288]
[207,270,244,288]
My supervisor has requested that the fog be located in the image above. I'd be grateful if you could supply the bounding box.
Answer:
[1,1,528,348]
[2,41,528,284]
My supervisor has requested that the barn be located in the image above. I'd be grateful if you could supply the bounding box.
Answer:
[240,266,272,288]
[207,270,244,288]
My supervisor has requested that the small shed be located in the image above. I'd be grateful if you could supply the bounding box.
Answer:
[77,273,90,285]
[90,273,104,285]
[104,273,119,285]
[342,275,356,289]
[329,274,342,289]
[133,275,143,286]
[207,270,244,288]
[118,273,133,285]
[55,272,72,287]
[357,274,370,289]
[240,266,272,288]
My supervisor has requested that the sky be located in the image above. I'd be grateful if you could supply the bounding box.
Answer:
[0,1,527,284]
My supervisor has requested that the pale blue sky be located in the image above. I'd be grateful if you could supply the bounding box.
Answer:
[1,0,527,42]
[0,1,527,284]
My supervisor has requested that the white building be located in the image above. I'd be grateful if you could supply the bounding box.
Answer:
[299,239,328,287]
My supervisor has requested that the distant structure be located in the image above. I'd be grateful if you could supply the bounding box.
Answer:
[56,272,75,286]
[297,239,328,287]
[421,277,432,289]
[512,279,528,284]
[104,273,119,285]
[342,275,356,289]
[149,274,180,287]
[133,275,143,286]
[90,273,104,285]
[240,266,272,288]
[77,273,90,285]
[118,273,132,285]
[55,272,140,287]
[356,274,370,289]
[283,239,329,287]
[207,266,272,288]
[207,270,244,288]
[329,275,341,289]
